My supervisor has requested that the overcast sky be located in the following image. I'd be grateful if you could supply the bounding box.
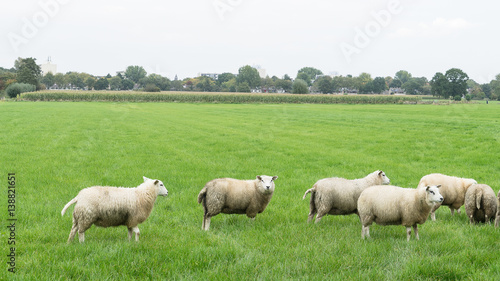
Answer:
[1,0,499,83]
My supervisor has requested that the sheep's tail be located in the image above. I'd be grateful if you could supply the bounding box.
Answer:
[61,197,77,216]
[197,187,207,204]
[476,189,483,210]
[303,187,315,200]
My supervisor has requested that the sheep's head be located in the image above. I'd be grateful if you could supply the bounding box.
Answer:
[425,185,443,204]
[256,175,278,195]
[377,170,390,185]
[143,176,169,196]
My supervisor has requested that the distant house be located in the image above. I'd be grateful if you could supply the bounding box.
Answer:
[199,73,219,80]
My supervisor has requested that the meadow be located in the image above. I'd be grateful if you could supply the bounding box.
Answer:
[1,101,499,280]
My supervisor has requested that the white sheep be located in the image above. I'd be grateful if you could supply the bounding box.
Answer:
[197,175,278,231]
[496,190,500,228]
[464,184,498,224]
[417,173,477,221]
[61,176,168,243]
[302,170,390,223]
[358,184,443,241]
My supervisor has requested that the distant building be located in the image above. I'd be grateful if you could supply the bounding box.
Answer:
[40,56,57,76]
[199,73,219,80]
[253,65,267,78]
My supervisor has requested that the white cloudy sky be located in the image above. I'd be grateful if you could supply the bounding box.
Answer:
[1,0,499,83]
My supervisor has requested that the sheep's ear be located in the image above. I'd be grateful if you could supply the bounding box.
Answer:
[378,170,383,176]
[272,176,278,181]
[256,176,262,181]
[436,184,441,188]
[154,180,159,185]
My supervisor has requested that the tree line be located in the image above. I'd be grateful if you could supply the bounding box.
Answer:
[1,57,500,100]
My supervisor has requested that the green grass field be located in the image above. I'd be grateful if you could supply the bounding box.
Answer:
[1,101,499,280]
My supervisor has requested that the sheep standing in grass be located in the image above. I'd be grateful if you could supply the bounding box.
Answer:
[496,191,500,227]
[197,175,278,231]
[464,184,497,224]
[302,170,390,223]
[417,173,477,221]
[358,184,443,241]
[61,177,168,243]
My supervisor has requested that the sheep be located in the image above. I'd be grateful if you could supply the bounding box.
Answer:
[302,170,390,223]
[464,184,497,224]
[197,175,278,231]
[496,190,500,228]
[358,184,443,241]
[61,176,168,243]
[417,173,477,221]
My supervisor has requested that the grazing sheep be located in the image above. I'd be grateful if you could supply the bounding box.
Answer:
[61,177,168,243]
[464,184,497,224]
[302,170,390,223]
[417,173,477,221]
[496,191,500,228]
[197,175,278,231]
[358,184,443,241]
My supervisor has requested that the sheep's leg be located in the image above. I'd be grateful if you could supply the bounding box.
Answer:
[67,223,78,244]
[413,225,419,240]
[469,215,474,224]
[132,227,140,242]
[78,231,85,243]
[128,228,132,241]
[495,215,499,228]
[430,211,436,221]
[203,215,211,231]
[361,225,370,239]
[315,208,328,223]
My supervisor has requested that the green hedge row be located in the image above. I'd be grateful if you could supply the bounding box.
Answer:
[19,91,421,104]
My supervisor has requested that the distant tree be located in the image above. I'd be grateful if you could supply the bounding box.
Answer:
[170,79,183,91]
[94,77,109,90]
[125,66,147,83]
[445,68,469,99]
[15,57,41,87]
[196,76,215,92]
[481,83,492,99]
[237,81,251,92]
[217,72,235,85]
[222,78,237,92]
[121,79,134,90]
[66,72,85,89]
[489,74,500,100]
[41,72,55,88]
[105,73,112,79]
[109,76,123,90]
[283,74,292,81]
[389,79,402,88]
[296,67,323,86]
[261,76,275,92]
[314,76,333,94]
[54,73,66,88]
[275,78,292,93]
[370,77,387,94]
[292,79,309,94]
[394,70,412,84]
[402,79,422,95]
[236,65,261,89]
[85,77,96,90]
[430,72,448,98]
[141,74,170,91]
